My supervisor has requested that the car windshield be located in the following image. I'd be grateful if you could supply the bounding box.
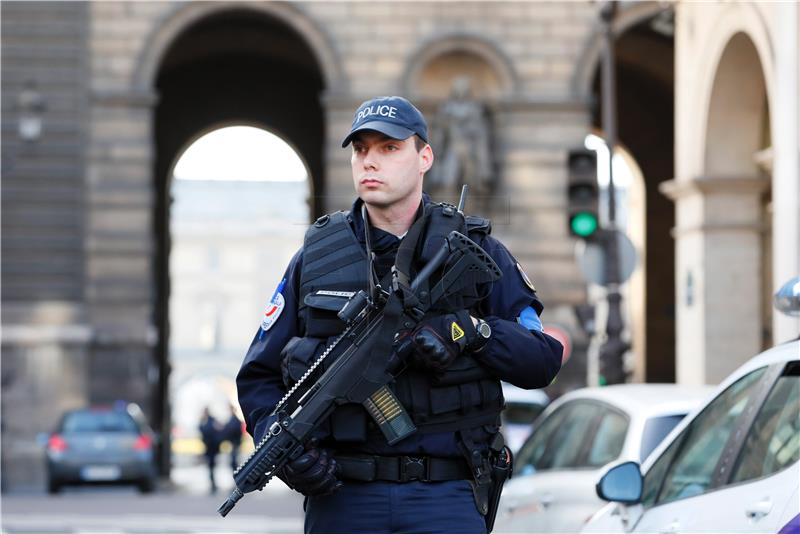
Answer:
[61,411,139,433]
[515,400,628,473]
[639,414,685,462]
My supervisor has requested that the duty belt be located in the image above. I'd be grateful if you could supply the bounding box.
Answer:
[334,454,472,483]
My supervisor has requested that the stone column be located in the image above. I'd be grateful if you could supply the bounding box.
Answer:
[85,89,160,412]
[662,175,769,385]
[320,92,359,214]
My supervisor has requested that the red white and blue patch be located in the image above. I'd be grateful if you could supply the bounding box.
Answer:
[260,293,285,332]
[260,278,287,333]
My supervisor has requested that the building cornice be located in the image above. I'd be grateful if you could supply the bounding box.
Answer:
[92,88,159,108]
[660,174,770,200]
[322,92,587,113]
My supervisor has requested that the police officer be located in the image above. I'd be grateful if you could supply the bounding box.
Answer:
[237,96,563,533]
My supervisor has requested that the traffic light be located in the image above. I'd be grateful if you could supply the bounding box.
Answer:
[567,149,599,239]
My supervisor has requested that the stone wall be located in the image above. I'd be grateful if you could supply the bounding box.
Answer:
[1,1,92,491]
[82,0,598,398]
[0,1,639,489]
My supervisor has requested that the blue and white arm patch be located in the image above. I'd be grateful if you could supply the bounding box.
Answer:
[517,306,543,331]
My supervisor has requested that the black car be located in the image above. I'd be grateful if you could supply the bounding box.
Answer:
[46,404,157,493]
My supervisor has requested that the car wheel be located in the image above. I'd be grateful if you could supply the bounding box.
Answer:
[138,477,155,494]
[47,479,61,494]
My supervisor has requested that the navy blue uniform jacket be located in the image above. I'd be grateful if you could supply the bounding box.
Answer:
[237,197,563,456]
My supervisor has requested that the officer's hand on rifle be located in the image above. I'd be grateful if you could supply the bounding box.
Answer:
[281,438,342,496]
[410,310,489,371]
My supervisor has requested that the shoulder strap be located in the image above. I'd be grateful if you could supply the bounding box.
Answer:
[465,215,491,237]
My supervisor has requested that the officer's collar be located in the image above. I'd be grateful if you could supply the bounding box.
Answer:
[350,193,431,246]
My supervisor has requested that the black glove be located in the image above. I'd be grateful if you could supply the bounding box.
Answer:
[411,310,478,372]
[281,439,342,496]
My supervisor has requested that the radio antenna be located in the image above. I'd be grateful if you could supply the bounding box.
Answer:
[457,184,469,213]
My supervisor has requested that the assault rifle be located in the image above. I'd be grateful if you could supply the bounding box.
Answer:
[218,207,501,517]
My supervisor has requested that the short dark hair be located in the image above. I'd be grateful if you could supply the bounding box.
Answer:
[413,135,427,152]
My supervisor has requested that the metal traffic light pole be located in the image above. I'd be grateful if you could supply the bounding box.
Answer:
[598,0,628,384]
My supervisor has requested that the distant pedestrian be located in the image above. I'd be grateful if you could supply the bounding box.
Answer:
[199,407,221,494]
[222,404,243,472]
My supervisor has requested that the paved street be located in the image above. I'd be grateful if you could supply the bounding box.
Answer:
[1,459,305,533]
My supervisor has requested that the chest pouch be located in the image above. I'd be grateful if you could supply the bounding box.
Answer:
[302,290,355,338]
[279,336,327,387]
[429,354,495,386]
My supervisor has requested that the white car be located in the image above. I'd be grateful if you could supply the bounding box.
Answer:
[494,384,713,533]
[585,339,800,534]
[501,383,549,453]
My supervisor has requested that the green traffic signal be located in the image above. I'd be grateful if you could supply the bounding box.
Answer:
[571,212,598,237]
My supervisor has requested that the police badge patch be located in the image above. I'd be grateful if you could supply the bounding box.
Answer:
[516,262,536,292]
[260,278,287,334]
[260,293,285,332]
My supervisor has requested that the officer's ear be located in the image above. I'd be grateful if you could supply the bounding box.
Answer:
[418,142,434,174]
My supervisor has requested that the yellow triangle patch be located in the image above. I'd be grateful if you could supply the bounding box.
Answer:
[451,321,465,342]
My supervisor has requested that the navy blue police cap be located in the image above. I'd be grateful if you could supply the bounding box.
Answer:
[341,96,428,148]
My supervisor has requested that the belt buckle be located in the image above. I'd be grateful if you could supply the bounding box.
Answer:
[401,456,426,482]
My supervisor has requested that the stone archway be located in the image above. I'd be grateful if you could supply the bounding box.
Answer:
[663,30,772,385]
[704,34,772,352]
[572,1,671,102]
[401,33,519,100]
[133,1,346,94]
[704,33,769,177]
[146,7,329,473]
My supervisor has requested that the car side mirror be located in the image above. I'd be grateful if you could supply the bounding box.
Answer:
[596,461,643,504]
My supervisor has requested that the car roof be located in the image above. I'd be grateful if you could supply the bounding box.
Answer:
[502,382,549,405]
[551,384,715,419]
[723,339,799,375]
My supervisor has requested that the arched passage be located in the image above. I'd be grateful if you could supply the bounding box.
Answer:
[704,33,771,349]
[664,25,773,385]
[587,9,676,382]
[167,125,309,469]
[701,31,771,364]
[704,33,769,176]
[148,8,326,473]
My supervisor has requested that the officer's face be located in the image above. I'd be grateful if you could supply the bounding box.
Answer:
[351,131,433,209]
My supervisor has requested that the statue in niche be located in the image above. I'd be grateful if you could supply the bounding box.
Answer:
[427,77,496,206]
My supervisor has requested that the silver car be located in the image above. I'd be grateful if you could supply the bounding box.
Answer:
[501,383,550,453]
[46,404,157,493]
[586,339,800,533]
[494,384,713,533]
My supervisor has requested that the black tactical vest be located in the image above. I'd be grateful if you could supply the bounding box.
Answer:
[290,204,503,448]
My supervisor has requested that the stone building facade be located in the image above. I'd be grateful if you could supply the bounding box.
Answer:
[666,1,799,384]
[2,1,797,490]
